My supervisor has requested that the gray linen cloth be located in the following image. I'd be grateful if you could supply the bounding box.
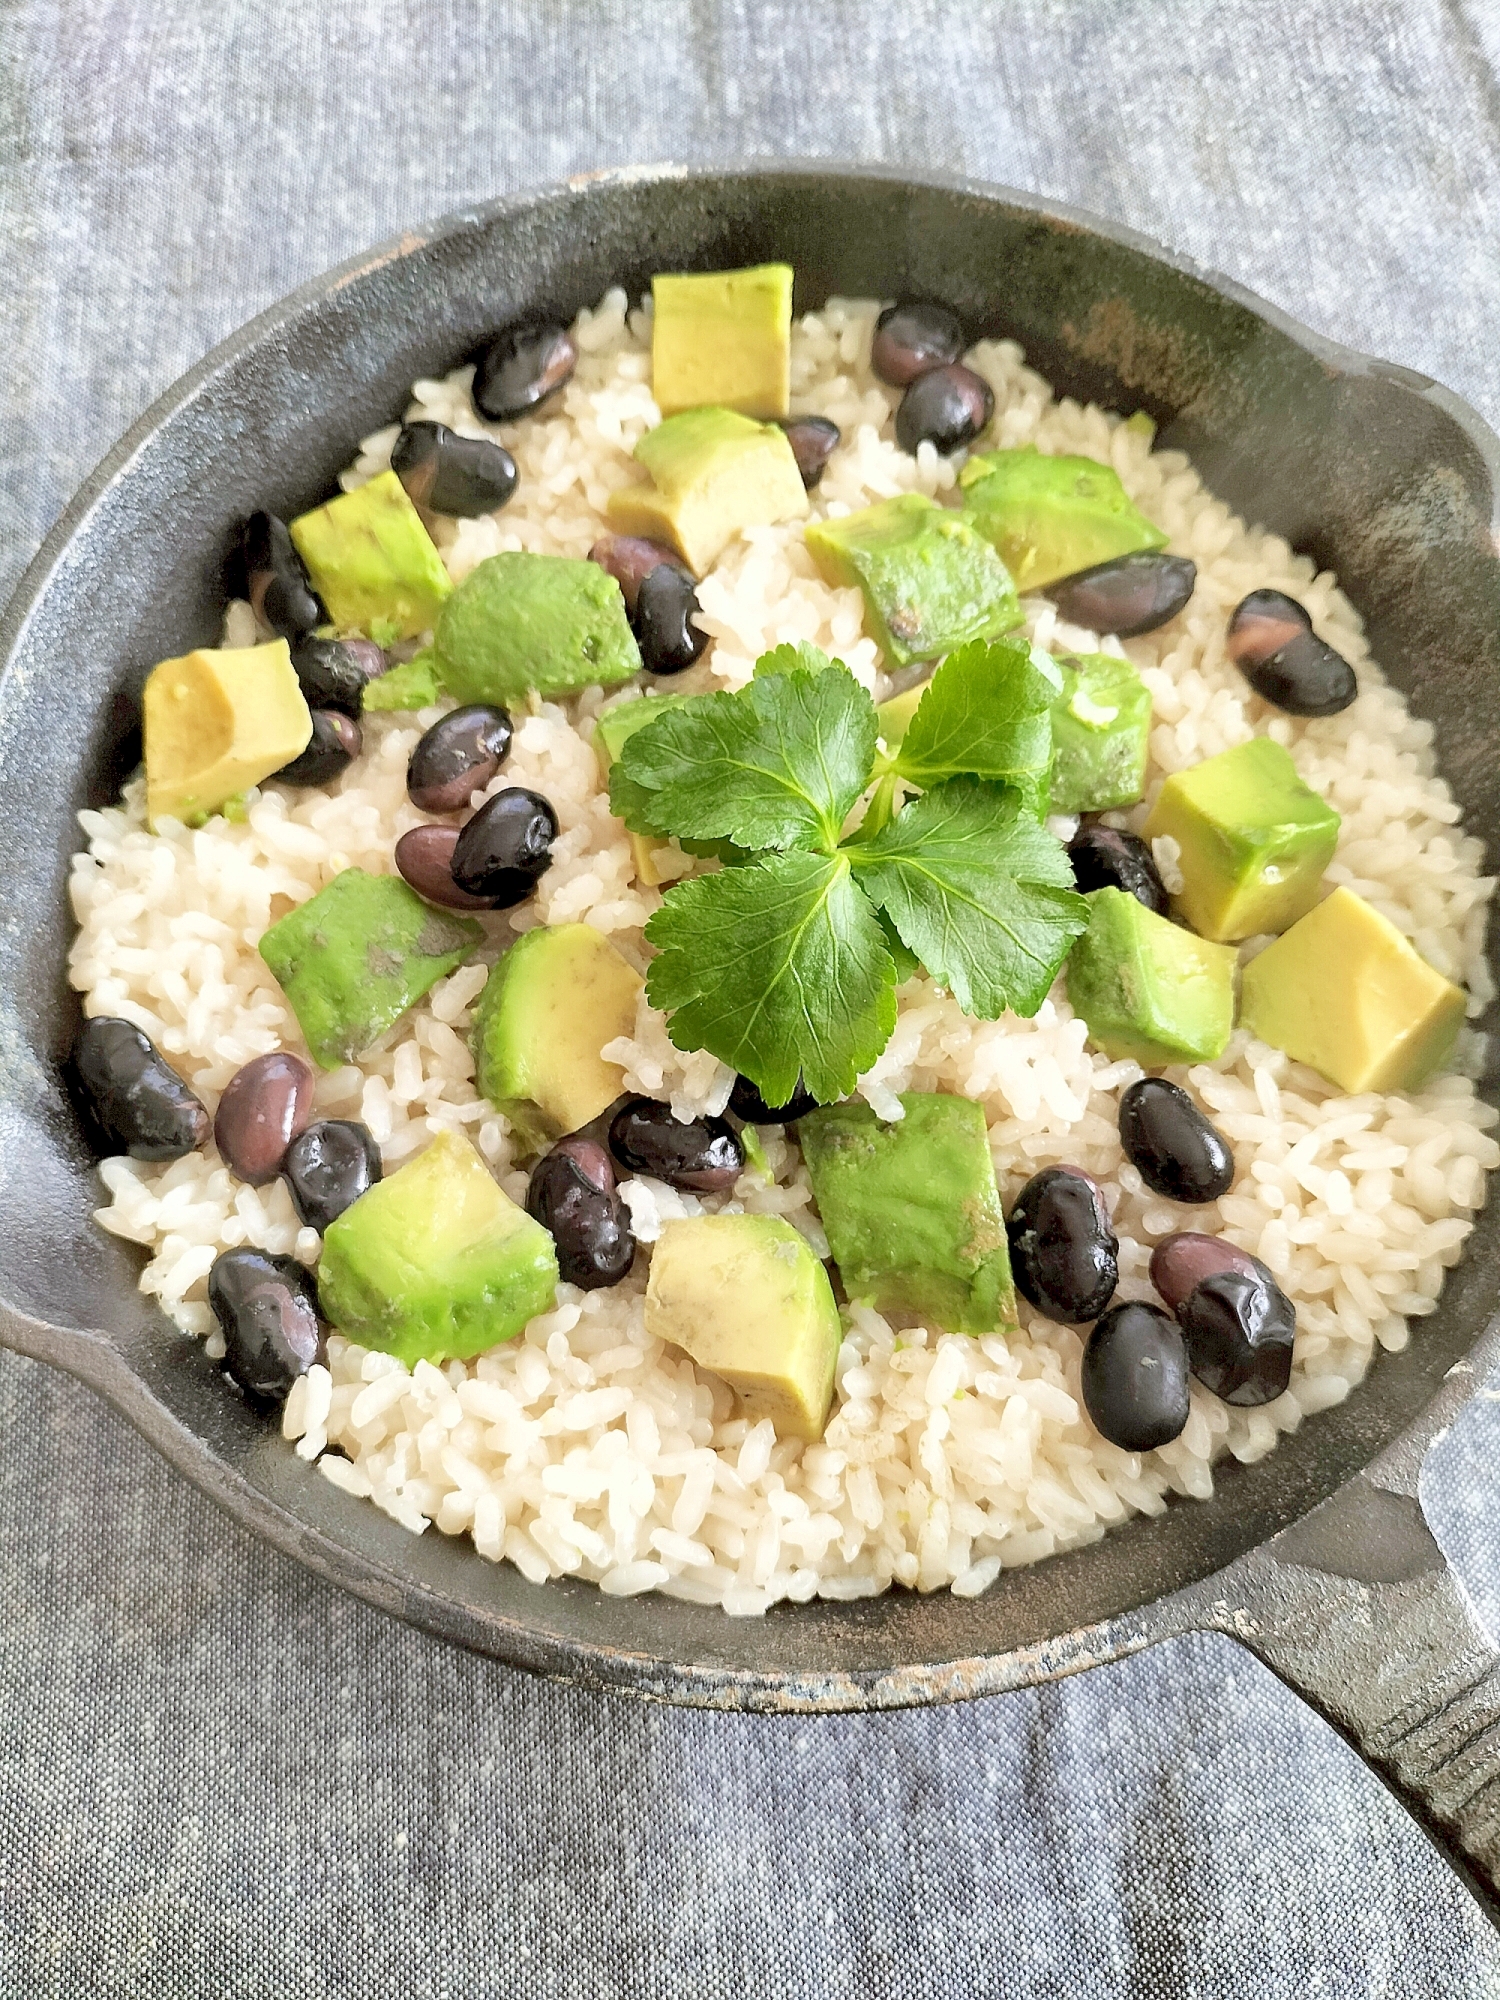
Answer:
[5,2,1500,1992]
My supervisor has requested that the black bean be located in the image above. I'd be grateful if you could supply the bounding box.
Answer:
[526,1137,636,1289]
[406,704,513,814]
[635,563,708,676]
[291,636,386,716]
[1119,1079,1235,1204]
[274,710,361,787]
[728,1073,821,1124]
[1226,589,1358,717]
[1226,589,1311,663]
[390,420,518,516]
[74,1017,210,1161]
[242,512,322,639]
[394,824,502,911]
[1149,1231,1296,1407]
[1176,1266,1297,1406]
[895,363,993,455]
[588,534,680,612]
[1080,1301,1191,1451]
[1066,825,1169,916]
[608,1096,744,1192]
[777,415,841,489]
[1006,1166,1119,1324]
[472,321,577,422]
[450,787,557,906]
[283,1119,382,1232]
[208,1248,324,1410]
[872,302,965,387]
[1148,1231,1263,1312]
[1050,553,1197,638]
[213,1051,316,1185]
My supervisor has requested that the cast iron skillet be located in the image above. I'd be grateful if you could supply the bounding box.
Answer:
[4,164,1500,1913]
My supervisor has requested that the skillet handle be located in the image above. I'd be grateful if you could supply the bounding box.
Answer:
[1211,1468,1500,1919]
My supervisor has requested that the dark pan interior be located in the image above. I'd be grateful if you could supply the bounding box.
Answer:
[2,166,1498,1704]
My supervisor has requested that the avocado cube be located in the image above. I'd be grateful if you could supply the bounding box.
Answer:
[318,1130,559,1367]
[259,868,482,1069]
[874,676,931,749]
[1143,736,1341,943]
[651,263,794,419]
[593,693,695,765]
[1240,886,1466,1094]
[800,1092,1016,1335]
[289,470,452,643]
[607,407,809,575]
[958,448,1168,593]
[360,649,446,711]
[472,923,643,1153]
[1065,888,1237,1066]
[142,639,312,831]
[804,494,1022,670]
[433,552,641,704]
[594,695,694,886]
[1048,652,1153,813]
[645,1213,841,1441]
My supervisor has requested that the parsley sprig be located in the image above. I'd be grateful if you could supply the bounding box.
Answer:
[609,636,1088,1104]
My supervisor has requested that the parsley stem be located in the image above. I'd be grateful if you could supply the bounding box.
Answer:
[846,769,900,846]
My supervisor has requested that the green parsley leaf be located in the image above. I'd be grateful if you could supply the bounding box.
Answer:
[605,753,666,836]
[849,775,1088,1018]
[891,636,1060,803]
[610,665,878,853]
[644,850,897,1105]
[874,907,921,982]
[753,641,837,678]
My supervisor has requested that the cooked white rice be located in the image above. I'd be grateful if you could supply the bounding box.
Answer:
[68,289,1498,1615]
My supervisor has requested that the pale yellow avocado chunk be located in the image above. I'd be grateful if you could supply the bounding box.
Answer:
[1143,736,1341,943]
[471,923,643,1152]
[645,1214,842,1442]
[607,407,809,575]
[142,639,312,831]
[1239,886,1466,1094]
[875,677,931,748]
[651,263,794,418]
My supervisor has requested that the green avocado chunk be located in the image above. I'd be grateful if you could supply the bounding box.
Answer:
[608,407,809,574]
[318,1130,559,1367]
[289,470,453,643]
[651,264,794,419]
[799,1092,1016,1335]
[259,868,482,1069]
[1064,887,1237,1065]
[644,1213,841,1441]
[594,694,696,887]
[1142,735,1341,943]
[472,923,643,1154]
[433,552,642,704]
[592,693,696,765]
[958,448,1167,593]
[804,493,1022,669]
[1048,652,1153,813]
[360,649,446,711]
